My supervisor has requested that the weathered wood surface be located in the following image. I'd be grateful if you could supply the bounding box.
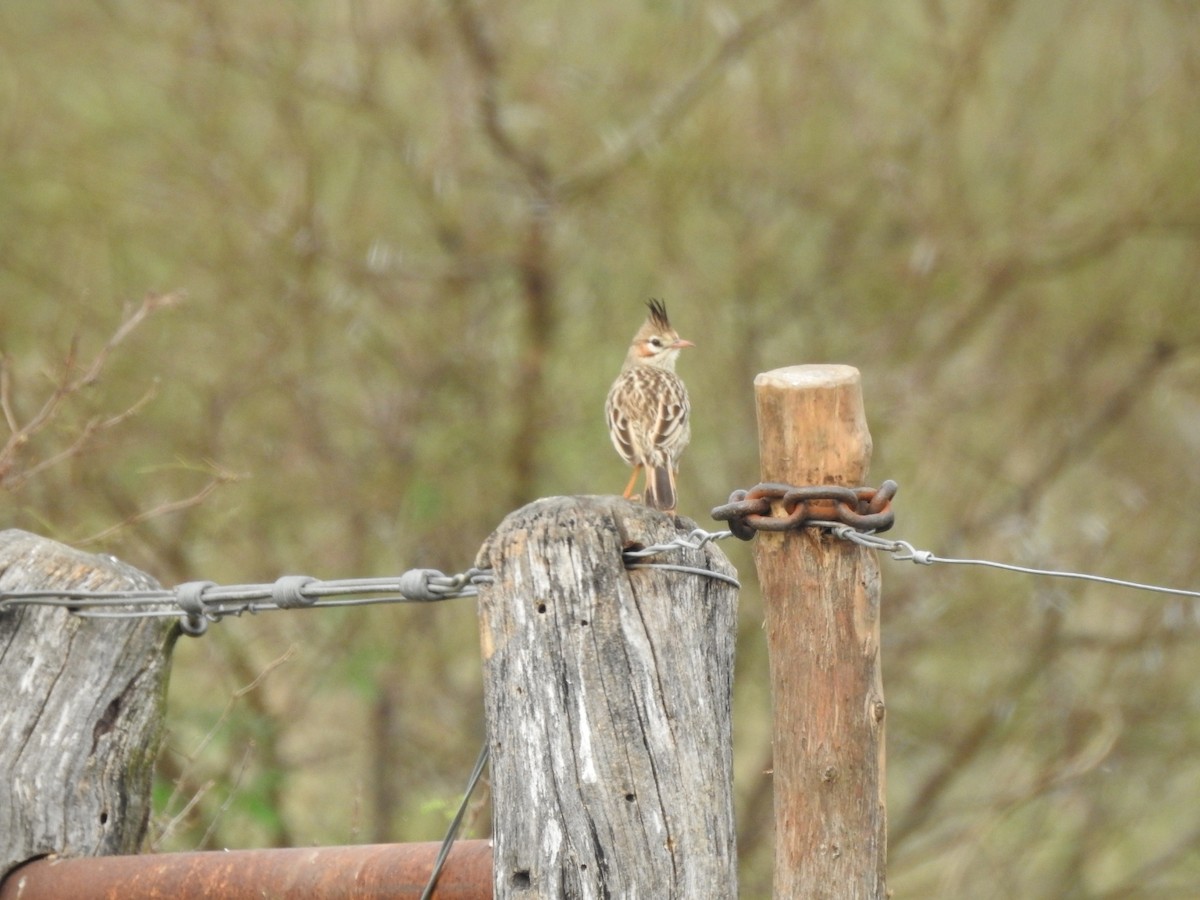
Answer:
[477,496,738,899]
[752,365,887,899]
[0,529,177,878]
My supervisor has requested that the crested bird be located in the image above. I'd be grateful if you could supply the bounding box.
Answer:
[605,299,693,513]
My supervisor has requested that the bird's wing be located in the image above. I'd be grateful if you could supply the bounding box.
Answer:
[605,380,638,465]
[648,371,690,467]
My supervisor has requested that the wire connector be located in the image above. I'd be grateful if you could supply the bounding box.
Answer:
[0,567,492,636]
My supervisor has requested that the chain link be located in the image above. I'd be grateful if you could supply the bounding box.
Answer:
[711,479,897,540]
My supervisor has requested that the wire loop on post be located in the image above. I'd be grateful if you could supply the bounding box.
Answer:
[175,580,214,635]
[621,528,741,588]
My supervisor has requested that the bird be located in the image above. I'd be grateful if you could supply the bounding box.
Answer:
[605,299,693,513]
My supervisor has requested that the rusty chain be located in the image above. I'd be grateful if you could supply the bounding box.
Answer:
[711,479,898,541]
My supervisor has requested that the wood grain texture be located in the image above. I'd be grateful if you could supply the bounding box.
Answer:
[0,530,177,877]
[752,365,887,899]
[477,496,738,899]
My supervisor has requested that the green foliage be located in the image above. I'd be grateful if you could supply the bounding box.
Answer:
[3,0,1200,893]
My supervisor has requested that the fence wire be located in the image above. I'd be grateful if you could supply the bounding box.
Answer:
[0,531,739,636]
[3,510,1196,639]
[0,569,493,636]
[711,478,1200,602]
[827,524,1200,600]
[4,505,1196,886]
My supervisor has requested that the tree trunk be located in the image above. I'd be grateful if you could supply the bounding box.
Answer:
[0,530,177,877]
[752,366,887,899]
[477,496,738,899]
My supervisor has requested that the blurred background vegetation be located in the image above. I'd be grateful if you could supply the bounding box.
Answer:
[2,0,1199,895]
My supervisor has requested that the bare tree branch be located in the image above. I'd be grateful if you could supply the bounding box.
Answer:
[446,0,549,187]
[77,464,240,546]
[891,605,1066,851]
[0,291,184,491]
[559,0,813,199]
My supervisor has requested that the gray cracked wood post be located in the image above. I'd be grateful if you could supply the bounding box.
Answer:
[476,496,738,899]
[0,529,177,878]
[752,365,887,899]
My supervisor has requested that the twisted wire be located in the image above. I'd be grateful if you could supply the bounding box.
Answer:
[0,569,494,635]
[0,527,740,634]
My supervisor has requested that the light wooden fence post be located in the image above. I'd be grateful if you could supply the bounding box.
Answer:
[476,495,739,899]
[752,365,887,899]
[0,529,177,878]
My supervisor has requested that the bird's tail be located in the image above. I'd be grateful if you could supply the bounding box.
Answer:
[645,466,677,513]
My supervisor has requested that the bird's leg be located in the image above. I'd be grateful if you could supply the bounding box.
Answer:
[622,464,643,500]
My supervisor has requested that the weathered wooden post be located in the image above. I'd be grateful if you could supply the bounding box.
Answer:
[477,495,738,898]
[0,529,177,877]
[753,365,887,898]
[0,529,496,899]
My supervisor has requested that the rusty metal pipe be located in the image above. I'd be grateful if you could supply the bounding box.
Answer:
[0,840,493,900]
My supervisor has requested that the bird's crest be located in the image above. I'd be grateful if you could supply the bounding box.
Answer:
[646,298,671,331]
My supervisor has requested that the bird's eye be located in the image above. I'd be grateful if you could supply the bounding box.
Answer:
[648,337,663,349]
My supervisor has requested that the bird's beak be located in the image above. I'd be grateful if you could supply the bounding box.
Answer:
[673,339,695,349]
